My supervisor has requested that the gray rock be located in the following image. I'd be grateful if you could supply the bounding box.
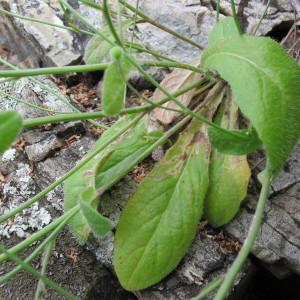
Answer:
[0,76,73,119]
[225,142,300,277]
[8,0,82,66]
[3,0,297,68]
[25,134,62,162]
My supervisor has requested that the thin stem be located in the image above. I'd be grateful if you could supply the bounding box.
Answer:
[230,0,242,34]
[0,63,108,77]
[214,165,273,300]
[0,114,142,225]
[0,61,203,78]
[97,98,210,195]
[103,0,124,46]
[34,240,56,300]
[253,0,272,35]
[0,56,108,130]
[192,277,223,300]
[0,208,76,284]
[0,7,93,37]
[118,0,205,49]
[22,77,210,128]
[125,42,177,62]
[216,0,221,21]
[0,207,78,263]
[0,90,66,114]
[129,0,140,52]
[0,245,79,300]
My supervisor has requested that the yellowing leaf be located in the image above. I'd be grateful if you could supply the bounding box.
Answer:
[114,87,224,291]
[205,97,251,227]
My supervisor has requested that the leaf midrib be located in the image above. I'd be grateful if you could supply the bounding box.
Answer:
[126,150,192,287]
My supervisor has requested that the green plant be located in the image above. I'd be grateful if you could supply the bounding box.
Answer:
[0,1,299,299]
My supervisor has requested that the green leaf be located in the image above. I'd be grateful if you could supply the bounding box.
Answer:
[114,122,211,291]
[80,198,112,236]
[202,35,300,175]
[0,111,22,153]
[84,32,113,64]
[113,87,224,290]
[64,153,111,243]
[208,128,261,156]
[95,118,163,189]
[64,117,131,243]
[208,17,240,46]
[205,98,251,227]
[102,56,132,115]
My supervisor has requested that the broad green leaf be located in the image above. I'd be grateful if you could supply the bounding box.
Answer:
[202,35,300,175]
[64,117,132,243]
[152,66,204,125]
[208,17,240,46]
[0,111,22,153]
[80,199,112,236]
[208,128,261,156]
[114,92,224,291]
[102,56,132,115]
[205,98,251,227]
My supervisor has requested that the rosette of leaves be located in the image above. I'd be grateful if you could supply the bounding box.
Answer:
[113,17,300,290]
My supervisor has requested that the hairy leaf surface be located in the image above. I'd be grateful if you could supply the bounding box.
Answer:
[0,111,22,153]
[202,35,300,174]
[102,56,132,115]
[208,126,261,155]
[208,17,240,46]
[205,98,251,227]
[114,90,224,291]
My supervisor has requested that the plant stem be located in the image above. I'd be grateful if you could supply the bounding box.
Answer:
[97,101,203,195]
[253,0,272,35]
[216,0,221,21]
[22,77,210,128]
[192,277,223,300]
[0,7,91,36]
[230,0,242,34]
[103,0,124,46]
[0,56,108,130]
[214,166,272,300]
[0,207,78,264]
[0,245,79,300]
[118,0,205,49]
[34,240,56,300]
[0,115,142,226]
[0,208,76,284]
[0,61,203,78]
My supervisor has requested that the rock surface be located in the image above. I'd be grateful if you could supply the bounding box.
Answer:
[226,143,300,278]
[1,0,299,66]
